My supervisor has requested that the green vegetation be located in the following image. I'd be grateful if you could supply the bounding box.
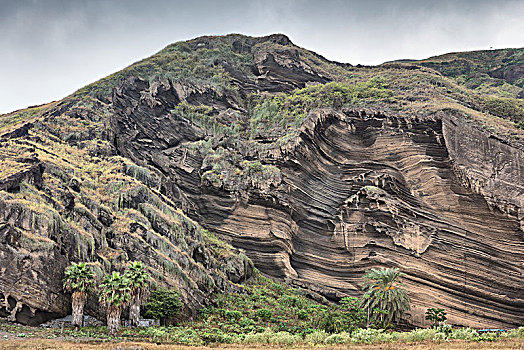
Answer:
[360,267,410,328]
[481,96,524,129]
[419,47,524,99]
[172,101,243,136]
[0,103,54,132]
[125,261,151,327]
[75,35,252,100]
[3,34,524,349]
[248,79,395,137]
[165,269,408,345]
[62,262,95,329]
[426,307,448,328]
[169,77,395,140]
[196,272,361,337]
[99,272,131,336]
[9,265,524,347]
[143,287,183,326]
[2,317,523,347]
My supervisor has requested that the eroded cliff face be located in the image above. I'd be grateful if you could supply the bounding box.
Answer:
[0,100,254,325]
[109,74,524,328]
[1,34,523,327]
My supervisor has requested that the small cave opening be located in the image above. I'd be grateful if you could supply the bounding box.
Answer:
[15,304,58,326]
[7,296,16,309]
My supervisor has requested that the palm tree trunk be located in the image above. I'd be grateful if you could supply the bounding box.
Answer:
[71,291,86,329]
[106,304,122,336]
[129,292,141,327]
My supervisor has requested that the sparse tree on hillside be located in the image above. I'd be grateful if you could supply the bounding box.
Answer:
[125,261,150,327]
[360,267,410,328]
[426,307,447,328]
[144,287,182,326]
[63,262,95,330]
[99,272,131,336]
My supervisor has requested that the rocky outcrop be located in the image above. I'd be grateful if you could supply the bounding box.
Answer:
[443,117,524,228]
[1,34,523,328]
[109,69,524,328]
[0,221,68,325]
[0,119,253,326]
[191,110,523,328]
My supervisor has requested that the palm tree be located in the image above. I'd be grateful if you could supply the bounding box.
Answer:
[99,272,131,336]
[360,267,410,328]
[63,262,95,330]
[125,261,150,327]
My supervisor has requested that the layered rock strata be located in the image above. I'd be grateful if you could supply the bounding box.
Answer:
[1,34,523,328]
[110,73,524,328]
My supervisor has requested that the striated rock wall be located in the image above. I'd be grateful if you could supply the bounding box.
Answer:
[194,110,524,328]
[1,34,523,328]
[443,117,524,231]
[109,71,524,328]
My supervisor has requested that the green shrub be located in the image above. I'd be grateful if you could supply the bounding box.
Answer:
[296,309,308,320]
[144,288,183,326]
[298,327,316,338]
[325,332,351,345]
[238,317,256,328]
[271,282,285,293]
[249,79,395,137]
[279,295,303,308]
[503,327,524,338]
[256,308,272,321]
[425,307,447,327]
[516,327,524,338]
[225,309,243,321]
[397,328,437,342]
[137,327,170,342]
[171,328,203,346]
[435,322,453,336]
[433,332,448,341]
[378,331,400,343]
[317,309,345,333]
[243,329,274,344]
[305,330,329,345]
[482,96,524,124]
[339,296,366,332]
[198,307,213,321]
[450,328,478,340]
[199,328,234,344]
[351,328,384,344]
[473,332,499,342]
[268,331,301,346]
[277,320,290,332]
[230,333,245,343]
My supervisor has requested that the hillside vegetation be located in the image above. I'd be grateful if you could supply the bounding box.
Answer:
[1,33,523,338]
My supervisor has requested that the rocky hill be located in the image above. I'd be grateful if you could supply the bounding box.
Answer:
[0,34,523,328]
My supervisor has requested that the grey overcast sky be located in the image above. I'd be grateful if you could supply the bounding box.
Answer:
[1,0,524,114]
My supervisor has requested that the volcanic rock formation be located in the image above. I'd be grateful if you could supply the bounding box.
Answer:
[0,34,523,327]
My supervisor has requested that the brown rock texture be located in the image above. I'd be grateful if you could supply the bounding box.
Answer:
[109,78,524,328]
[0,34,523,327]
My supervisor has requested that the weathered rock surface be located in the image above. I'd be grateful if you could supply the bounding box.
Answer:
[109,74,524,328]
[0,115,254,325]
[1,34,523,328]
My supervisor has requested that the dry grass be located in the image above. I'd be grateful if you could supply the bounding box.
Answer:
[1,338,524,350]
[0,101,57,133]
